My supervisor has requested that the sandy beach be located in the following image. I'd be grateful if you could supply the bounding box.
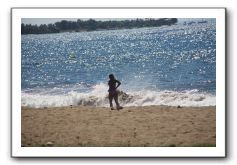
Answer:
[21,105,216,147]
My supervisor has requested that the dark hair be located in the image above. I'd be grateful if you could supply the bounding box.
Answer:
[109,74,115,80]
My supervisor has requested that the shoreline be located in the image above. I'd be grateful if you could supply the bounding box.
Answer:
[21,104,215,109]
[22,105,216,147]
[21,18,178,35]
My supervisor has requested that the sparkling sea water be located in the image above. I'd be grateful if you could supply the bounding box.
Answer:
[21,20,216,108]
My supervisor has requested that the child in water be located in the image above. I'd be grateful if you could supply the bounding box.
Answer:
[108,74,123,110]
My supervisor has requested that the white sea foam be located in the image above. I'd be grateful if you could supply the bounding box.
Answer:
[22,83,216,108]
[125,89,215,107]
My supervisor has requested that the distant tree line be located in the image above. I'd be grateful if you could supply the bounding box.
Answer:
[21,18,178,34]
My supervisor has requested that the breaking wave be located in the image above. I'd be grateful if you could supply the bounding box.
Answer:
[22,83,215,108]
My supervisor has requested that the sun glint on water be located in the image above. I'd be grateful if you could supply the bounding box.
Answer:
[22,19,216,108]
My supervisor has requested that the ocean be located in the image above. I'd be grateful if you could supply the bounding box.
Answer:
[21,20,216,108]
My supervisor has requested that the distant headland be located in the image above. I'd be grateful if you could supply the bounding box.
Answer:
[21,18,178,35]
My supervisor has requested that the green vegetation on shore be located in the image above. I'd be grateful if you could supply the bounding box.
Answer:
[21,18,178,34]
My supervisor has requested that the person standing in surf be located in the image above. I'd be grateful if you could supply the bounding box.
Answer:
[108,74,123,110]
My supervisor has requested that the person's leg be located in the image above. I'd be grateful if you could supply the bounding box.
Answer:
[114,92,121,110]
[109,93,114,110]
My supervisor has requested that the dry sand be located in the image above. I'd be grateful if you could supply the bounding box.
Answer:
[21,105,216,147]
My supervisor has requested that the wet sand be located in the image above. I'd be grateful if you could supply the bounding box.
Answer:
[21,105,216,147]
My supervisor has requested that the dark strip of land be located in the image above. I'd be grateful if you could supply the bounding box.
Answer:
[21,18,177,34]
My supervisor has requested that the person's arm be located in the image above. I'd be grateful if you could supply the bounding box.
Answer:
[115,80,121,89]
